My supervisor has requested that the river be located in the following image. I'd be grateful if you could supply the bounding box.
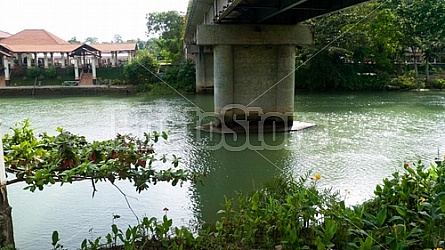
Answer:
[1,91,445,249]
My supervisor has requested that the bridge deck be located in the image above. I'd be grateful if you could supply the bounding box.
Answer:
[185,0,370,43]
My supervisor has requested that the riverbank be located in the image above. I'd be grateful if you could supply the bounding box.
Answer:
[0,85,136,97]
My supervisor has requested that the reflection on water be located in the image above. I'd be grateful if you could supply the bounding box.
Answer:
[0,92,444,249]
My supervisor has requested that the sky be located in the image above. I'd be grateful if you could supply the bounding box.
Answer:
[0,0,189,43]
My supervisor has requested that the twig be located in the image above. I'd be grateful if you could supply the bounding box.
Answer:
[112,183,140,224]
[91,178,97,198]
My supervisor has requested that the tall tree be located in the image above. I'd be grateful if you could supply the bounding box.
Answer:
[389,0,445,81]
[114,34,123,43]
[84,37,98,44]
[146,11,185,62]
[68,36,81,44]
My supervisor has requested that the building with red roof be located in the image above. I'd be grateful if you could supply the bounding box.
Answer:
[0,29,137,86]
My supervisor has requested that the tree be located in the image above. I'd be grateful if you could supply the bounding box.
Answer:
[146,11,185,62]
[123,50,159,86]
[0,120,196,247]
[84,37,99,44]
[388,0,445,81]
[113,34,123,43]
[68,36,81,44]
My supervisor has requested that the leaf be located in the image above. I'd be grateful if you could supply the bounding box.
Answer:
[376,207,387,227]
[52,230,60,246]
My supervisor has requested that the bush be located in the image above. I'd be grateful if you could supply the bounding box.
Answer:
[43,67,57,78]
[430,79,445,89]
[124,50,159,86]
[74,157,445,249]
[163,59,196,93]
[26,67,40,78]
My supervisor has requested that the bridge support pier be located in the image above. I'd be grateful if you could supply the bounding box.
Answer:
[195,24,313,130]
[193,46,214,93]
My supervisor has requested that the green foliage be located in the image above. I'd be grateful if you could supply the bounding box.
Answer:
[430,79,445,89]
[163,60,196,93]
[96,67,126,85]
[2,119,197,193]
[295,49,386,90]
[74,157,445,249]
[145,11,185,63]
[391,72,425,89]
[298,0,445,90]
[26,67,41,79]
[68,37,81,44]
[123,50,159,86]
[43,67,57,78]
[51,231,66,250]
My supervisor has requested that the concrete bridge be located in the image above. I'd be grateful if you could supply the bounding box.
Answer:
[185,0,369,130]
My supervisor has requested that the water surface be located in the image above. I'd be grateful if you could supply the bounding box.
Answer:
[1,91,444,249]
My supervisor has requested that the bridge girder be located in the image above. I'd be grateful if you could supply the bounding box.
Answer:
[185,0,370,43]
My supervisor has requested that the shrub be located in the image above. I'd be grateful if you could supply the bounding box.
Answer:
[163,59,196,93]
[26,67,41,79]
[10,66,25,77]
[124,50,159,85]
[43,67,57,78]
[430,79,445,89]
[74,157,445,249]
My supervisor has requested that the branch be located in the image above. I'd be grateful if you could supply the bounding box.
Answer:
[112,183,140,224]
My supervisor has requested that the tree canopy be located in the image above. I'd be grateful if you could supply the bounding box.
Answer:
[146,11,185,63]
[296,0,445,90]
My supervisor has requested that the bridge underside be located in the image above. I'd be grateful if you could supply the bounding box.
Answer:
[214,0,370,24]
[185,0,370,43]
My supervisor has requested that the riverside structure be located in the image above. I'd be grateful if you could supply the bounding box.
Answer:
[0,29,137,86]
[184,0,370,129]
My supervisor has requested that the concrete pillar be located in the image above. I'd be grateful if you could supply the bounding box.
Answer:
[111,52,116,67]
[214,45,234,124]
[34,53,38,67]
[26,53,32,68]
[127,50,132,63]
[61,53,66,68]
[195,24,313,127]
[74,58,79,80]
[3,58,10,86]
[91,57,97,84]
[17,53,23,66]
[44,53,49,68]
[50,53,54,67]
[195,46,214,93]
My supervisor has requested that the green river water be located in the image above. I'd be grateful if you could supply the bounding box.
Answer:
[1,91,444,249]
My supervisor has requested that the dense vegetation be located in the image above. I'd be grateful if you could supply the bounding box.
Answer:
[2,121,445,249]
[9,67,74,86]
[69,158,445,249]
[296,0,445,90]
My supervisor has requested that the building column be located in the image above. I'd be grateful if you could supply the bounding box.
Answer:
[111,51,116,67]
[26,53,32,68]
[91,58,97,84]
[74,57,79,80]
[3,57,10,86]
[44,53,49,68]
[61,53,66,68]
[50,53,54,67]
[127,50,133,63]
[17,53,23,66]
[34,53,38,67]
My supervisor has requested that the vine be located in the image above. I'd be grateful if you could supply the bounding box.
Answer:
[2,119,198,193]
